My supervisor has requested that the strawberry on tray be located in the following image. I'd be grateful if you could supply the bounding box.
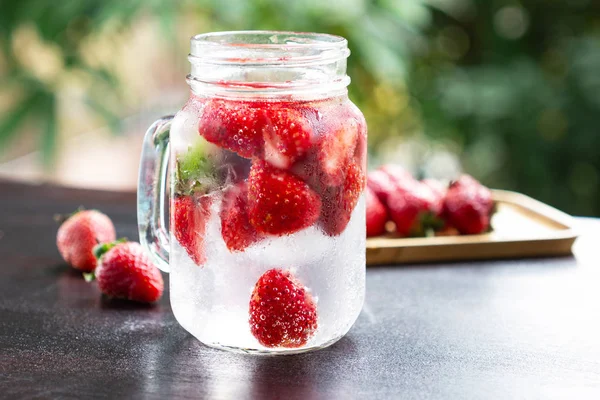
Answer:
[366,164,494,238]
[365,163,578,265]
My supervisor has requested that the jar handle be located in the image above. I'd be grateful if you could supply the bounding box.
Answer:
[137,116,173,273]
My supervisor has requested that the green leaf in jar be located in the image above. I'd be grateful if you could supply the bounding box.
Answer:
[175,143,219,196]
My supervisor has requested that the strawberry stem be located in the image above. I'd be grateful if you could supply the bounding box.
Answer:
[53,206,86,224]
[83,272,96,282]
[93,238,127,260]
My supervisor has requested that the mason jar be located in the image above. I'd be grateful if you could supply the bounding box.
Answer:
[138,31,366,354]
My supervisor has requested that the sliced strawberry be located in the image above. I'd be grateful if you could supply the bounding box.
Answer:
[249,268,318,348]
[198,99,263,158]
[443,175,494,234]
[319,161,365,236]
[220,182,262,252]
[366,186,388,237]
[248,160,321,235]
[172,194,212,266]
[315,118,359,187]
[262,106,313,169]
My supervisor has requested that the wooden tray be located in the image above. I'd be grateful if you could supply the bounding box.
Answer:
[366,190,578,265]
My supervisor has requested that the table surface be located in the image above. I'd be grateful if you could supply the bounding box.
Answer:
[1,180,599,400]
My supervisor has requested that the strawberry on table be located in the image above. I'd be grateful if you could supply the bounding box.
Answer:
[95,241,164,303]
[248,160,321,236]
[56,209,116,272]
[220,182,262,252]
[443,175,494,235]
[319,161,365,236]
[366,186,388,237]
[249,268,318,348]
[172,194,212,266]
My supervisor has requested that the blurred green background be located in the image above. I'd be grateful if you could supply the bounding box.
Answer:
[0,0,599,215]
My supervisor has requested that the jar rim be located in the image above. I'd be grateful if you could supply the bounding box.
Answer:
[190,31,349,66]
[188,31,350,99]
[191,30,348,50]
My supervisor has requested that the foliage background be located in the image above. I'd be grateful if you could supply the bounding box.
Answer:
[0,0,599,215]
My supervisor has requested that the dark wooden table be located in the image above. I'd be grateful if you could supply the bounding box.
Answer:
[1,180,599,399]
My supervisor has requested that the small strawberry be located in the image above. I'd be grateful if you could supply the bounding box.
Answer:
[248,160,321,235]
[198,99,263,158]
[220,182,262,252]
[379,164,415,190]
[56,209,116,272]
[443,175,494,234]
[315,117,359,187]
[95,241,164,303]
[421,178,448,201]
[387,181,443,237]
[366,186,388,237]
[262,106,313,169]
[172,194,212,266]
[319,161,365,236]
[367,169,397,207]
[249,269,318,348]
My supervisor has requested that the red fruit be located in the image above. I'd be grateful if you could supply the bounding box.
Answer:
[354,121,367,170]
[220,182,262,252]
[172,194,212,266]
[379,164,415,190]
[319,161,365,236]
[366,187,388,237]
[387,181,443,237]
[249,269,318,348]
[95,242,164,303]
[315,118,359,186]
[56,210,116,272]
[262,107,313,169]
[443,175,494,234]
[367,170,397,206]
[198,99,263,158]
[248,160,321,235]
[421,179,447,200]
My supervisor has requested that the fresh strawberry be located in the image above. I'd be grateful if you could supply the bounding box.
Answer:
[220,182,262,252]
[249,269,318,348]
[366,186,388,237]
[172,194,212,266]
[421,178,447,200]
[248,160,321,235]
[387,181,443,237]
[379,164,415,190]
[198,99,263,158]
[95,241,164,303]
[443,175,494,234]
[367,169,397,206]
[315,118,359,187]
[262,107,313,169]
[319,161,365,236]
[354,121,367,170]
[56,210,116,272]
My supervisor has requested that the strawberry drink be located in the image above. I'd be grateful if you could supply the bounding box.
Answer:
[138,31,366,354]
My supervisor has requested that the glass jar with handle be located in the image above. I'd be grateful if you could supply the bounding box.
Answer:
[138,31,367,354]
